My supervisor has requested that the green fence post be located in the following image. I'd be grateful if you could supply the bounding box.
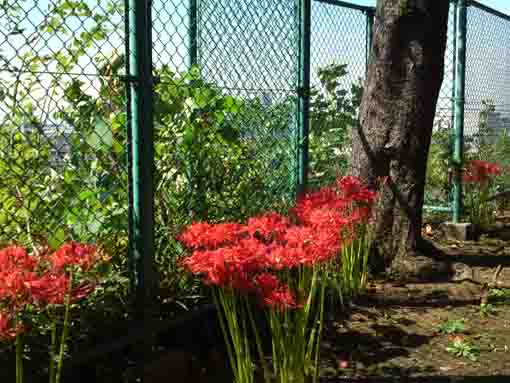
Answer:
[189,0,198,67]
[452,0,467,223]
[187,0,198,216]
[128,0,155,355]
[365,8,374,74]
[297,0,311,196]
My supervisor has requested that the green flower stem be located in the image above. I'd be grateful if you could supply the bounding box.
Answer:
[212,290,237,381]
[215,288,253,383]
[313,275,327,383]
[245,298,270,382]
[55,272,73,383]
[268,265,324,383]
[16,334,24,383]
[48,309,58,383]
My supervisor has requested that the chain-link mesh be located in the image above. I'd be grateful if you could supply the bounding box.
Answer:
[309,1,367,187]
[0,0,128,253]
[150,0,300,300]
[425,2,456,208]
[464,3,510,191]
[3,0,510,346]
[0,0,131,376]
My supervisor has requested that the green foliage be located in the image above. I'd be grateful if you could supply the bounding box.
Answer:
[1,0,365,312]
[465,100,510,215]
[479,303,496,317]
[489,288,510,298]
[446,337,480,362]
[0,0,127,255]
[335,223,371,303]
[438,319,466,335]
[152,65,296,300]
[425,120,453,206]
[309,63,363,187]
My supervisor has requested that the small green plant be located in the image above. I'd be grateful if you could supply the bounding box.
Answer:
[480,303,496,317]
[489,288,510,298]
[438,319,466,334]
[446,337,480,361]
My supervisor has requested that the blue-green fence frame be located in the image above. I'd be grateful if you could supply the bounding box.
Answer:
[128,0,510,305]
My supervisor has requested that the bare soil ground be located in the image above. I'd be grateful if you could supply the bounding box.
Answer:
[318,221,510,382]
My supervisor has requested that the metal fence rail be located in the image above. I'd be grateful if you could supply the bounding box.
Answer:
[1,0,510,337]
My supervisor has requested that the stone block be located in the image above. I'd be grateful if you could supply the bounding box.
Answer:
[441,222,477,241]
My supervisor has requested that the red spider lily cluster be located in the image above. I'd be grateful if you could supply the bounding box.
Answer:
[463,160,503,183]
[0,242,100,341]
[179,176,376,312]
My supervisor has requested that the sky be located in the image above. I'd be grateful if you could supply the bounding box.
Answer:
[2,0,510,131]
[350,0,510,15]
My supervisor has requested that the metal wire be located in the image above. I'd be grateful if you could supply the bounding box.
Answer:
[2,0,510,297]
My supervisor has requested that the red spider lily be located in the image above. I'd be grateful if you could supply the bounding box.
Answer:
[305,208,348,231]
[253,273,280,296]
[0,247,38,306]
[0,311,25,341]
[179,175,374,308]
[70,281,96,302]
[269,228,340,268]
[346,206,373,225]
[254,273,300,311]
[26,273,96,306]
[177,222,244,250]
[26,273,69,305]
[337,176,377,204]
[0,269,37,306]
[261,285,300,312]
[463,160,502,183]
[283,226,315,247]
[265,246,305,270]
[307,229,342,263]
[245,212,290,242]
[182,238,271,290]
[291,186,347,225]
[50,242,97,272]
[181,249,230,287]
[0,246,37,273]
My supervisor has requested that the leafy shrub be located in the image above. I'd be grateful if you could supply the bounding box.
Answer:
[309,63,363,187]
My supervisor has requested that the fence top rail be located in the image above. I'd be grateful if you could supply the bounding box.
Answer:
[314,0,375,14]
[468,0,510,21]
[315,0,510,22]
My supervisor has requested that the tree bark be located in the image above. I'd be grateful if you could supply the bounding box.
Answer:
[351,0,450,276]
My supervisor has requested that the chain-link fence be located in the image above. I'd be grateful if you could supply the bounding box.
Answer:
[309,0,369,187]
[2,0,510,338]
[464,2,510,189]
[0,0,132,376]
[0,1,128,255]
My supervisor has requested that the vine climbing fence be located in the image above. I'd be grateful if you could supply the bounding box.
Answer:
[1,0,510,339]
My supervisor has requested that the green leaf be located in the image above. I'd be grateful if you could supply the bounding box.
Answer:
[87,117,113,149]
[112,140,124,154]
[48,228,66,249]
[78,190,95,201]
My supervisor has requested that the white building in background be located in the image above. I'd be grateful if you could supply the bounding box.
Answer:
[20,122,72,166]
[486,111,510,137]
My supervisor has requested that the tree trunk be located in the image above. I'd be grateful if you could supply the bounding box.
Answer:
[351,0,450,277]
